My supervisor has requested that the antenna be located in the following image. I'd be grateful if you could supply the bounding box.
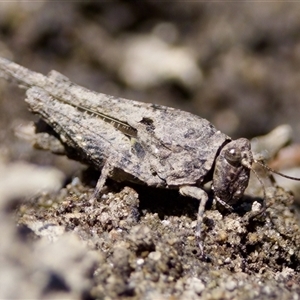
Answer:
[254,160,300,181]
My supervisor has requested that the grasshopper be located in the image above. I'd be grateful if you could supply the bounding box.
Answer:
[0,57,298,254]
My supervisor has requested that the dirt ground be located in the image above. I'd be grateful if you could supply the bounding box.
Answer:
[0,2,300,299]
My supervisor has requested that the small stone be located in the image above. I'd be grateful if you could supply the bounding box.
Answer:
[224,257,231,264]
[148,251,162,261]
[225,280,237,291]
[186,277,205,294]
[136,258,144,266]
[251,201,262,213]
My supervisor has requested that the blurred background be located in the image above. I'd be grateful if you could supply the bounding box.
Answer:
[0,1,300,169]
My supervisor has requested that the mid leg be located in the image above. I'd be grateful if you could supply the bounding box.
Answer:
[179,186,209,255]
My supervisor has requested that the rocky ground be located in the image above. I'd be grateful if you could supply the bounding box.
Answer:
[0,2,300,299]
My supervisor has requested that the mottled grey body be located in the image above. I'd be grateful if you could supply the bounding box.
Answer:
[26,85,229,189]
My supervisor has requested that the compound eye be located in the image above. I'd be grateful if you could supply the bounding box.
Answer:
[225,148,241,165]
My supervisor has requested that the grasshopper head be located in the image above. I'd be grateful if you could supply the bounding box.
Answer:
[212,138,253,206]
